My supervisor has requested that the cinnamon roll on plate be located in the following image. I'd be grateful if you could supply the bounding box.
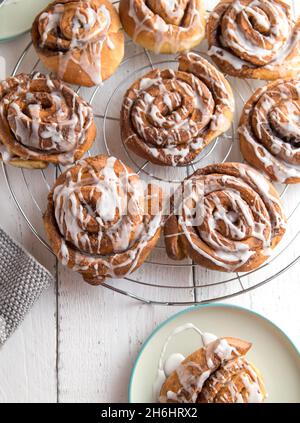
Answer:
[239,77,300,184]
[0,73,96,169]
[207,0,300,80]
[160,336,267,403]
[32,0,124,86]
[120,53,234,167]
[164,162,286,272]
[119,0,206,54]
[44,155,163,284]
[130,304,300,403]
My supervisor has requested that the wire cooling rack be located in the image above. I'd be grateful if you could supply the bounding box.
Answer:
[2,5,300,305]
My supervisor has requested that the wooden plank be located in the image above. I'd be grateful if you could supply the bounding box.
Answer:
[0,35,57,403]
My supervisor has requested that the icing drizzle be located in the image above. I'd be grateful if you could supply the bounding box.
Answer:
[121,53,234,166]
[207,0,300,78]
[0,72,94,165]
[47,155,163,283]
[164,163,286,272]
[239,78,300,183]
[124,0,205,53]
[37,0,117,85]
[155,323,265,403]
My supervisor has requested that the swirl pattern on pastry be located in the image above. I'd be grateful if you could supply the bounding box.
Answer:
[0,73,96,168]
[239,78,300,184]
[207,0,300,80]
[120,53,234,167]
[32,0,124,86]
[160,337,266,403]
[164,162,286,272]
[119,0,205,53]
[44,155,163,284]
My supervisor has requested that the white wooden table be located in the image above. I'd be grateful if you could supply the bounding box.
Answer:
[0,1,299,403]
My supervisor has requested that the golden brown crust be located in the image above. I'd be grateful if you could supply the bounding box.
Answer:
[0,73,96,168]
[239,78,300,184]
[164,162,286,272]
[120,53,234,167]
[43,154,163,285]
[197,359,267,403]
[31,0,124,87]
[207,0,300,80]
[160,337,266,403]
[119,0,206,54]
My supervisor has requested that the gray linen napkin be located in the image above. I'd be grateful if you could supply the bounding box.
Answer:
[0,227,53,345]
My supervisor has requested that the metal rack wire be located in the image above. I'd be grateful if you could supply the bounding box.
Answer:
[2,12,300,305]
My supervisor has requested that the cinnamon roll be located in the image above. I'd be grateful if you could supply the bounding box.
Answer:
[0,73,96,168]
[160,337,266,403]
[120,53,234,167]
[32,0,124,87]
[164,162,286,272]
[44,155,163,284]
[119,0,206,54]
[239,78,300,184]
[207,0,300,80]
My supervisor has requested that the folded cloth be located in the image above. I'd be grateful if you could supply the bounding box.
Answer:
[0,227,53,345]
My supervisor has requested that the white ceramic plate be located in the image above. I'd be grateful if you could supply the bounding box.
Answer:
[129,304,300,403]
[0,0,49,42]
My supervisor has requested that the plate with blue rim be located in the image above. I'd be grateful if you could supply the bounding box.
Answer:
[0,0,49,42]
[129,303,300,403]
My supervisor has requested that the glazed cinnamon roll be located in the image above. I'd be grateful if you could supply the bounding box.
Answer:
[119,0,206,54]
[44,155,163,284]
[120,53,234,167]
[239,78,300,184]
[164,162,286,272]
[160,337,266,403]
[0,73,96,168]
[207,0,300,80]
[32,0,124,86]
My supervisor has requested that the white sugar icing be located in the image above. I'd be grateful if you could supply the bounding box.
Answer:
[52,156,162,281]
[208,0,300,76]
[38,1,115,85]
[126,0,204,54]
[121,54,234,166]
[239,78,300,183]
[167,163,285,271]
[0,73,93,164]
[154,323,265,403]
[152,323,218,401]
